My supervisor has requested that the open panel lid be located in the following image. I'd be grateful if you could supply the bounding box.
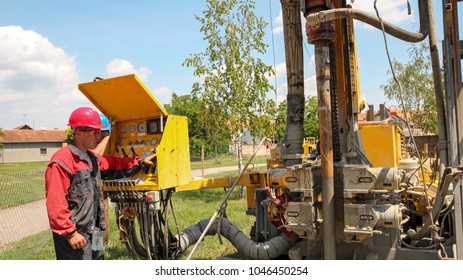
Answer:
[78,74,168,121]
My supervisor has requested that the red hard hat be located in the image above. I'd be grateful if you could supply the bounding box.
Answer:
[67,107,106,129]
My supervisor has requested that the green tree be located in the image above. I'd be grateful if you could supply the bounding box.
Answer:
[183,0,275,159]
[380,43,437,134]
[248,98,277,145]
[165,93,215,156]
[274,100,287,142]
[304,96,319,139]
[274,96,319,143]
[65,127,73,143]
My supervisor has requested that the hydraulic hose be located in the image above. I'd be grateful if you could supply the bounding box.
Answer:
[407,169,461,241]
[185,138,268,260]
[305,1,430,43]
[177,218,299,260]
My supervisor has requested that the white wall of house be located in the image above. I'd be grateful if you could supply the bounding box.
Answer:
[241,144,271,156]
[231,128,272,156]
[0,142,64,164]
[229,143,272,157]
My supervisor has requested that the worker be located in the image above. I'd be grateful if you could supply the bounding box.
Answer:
[45,107,155,260]
[92,113,111,155]
[92,112,111,260]
[98,112,111,142]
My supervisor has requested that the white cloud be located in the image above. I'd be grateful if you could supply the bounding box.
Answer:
[304,75,317,97]
[274,63,287,80]
[0,25,87,130]
[267,62,286,85]
[351,0,414,28]
[106,59,152,80]
[105,59,175,105]
[276,1,414,35]
[152,86,171,95]
[275,75,317,106]
[272,9,306,35]
[152,86,173,104]
[273,10,283,35]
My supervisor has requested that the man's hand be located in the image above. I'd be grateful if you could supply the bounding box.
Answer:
[142,153,157,166]
[68,232,87,250]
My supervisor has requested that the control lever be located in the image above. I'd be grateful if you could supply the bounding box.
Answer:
[121,148,127,157]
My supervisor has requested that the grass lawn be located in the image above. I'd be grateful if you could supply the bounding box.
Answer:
[0,187,254,260]
[190,155,268,170]
[0,161,48,174]
[0,155,262,260]
[0,163,47,209]
[0,154,267,210]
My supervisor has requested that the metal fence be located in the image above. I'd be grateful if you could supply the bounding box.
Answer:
[0,168,52,259]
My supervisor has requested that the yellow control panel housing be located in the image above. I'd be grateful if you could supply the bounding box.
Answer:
[78,74,191,190]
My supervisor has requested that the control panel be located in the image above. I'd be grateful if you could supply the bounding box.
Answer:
[78,74,192,192]
[113,118,165,158]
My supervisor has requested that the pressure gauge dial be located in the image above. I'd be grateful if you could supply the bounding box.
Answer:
[137,122,146,133]
[150,137,158,146]
[129,124,136,133]
[120,125,127,134]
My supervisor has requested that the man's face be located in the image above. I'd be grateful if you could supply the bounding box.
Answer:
[75,128,101,150]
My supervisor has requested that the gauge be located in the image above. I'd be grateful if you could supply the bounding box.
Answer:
[129,124,136,133]
[150,137,158,146]
[120,125,127,134]
[137,122,147,133]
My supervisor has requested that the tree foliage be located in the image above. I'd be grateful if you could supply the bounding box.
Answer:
[249,98,277,144]
[274,100,287,142]
[380,43,437,134]
[274,96,319,142]
[164,93,228,156]
[183,0,275,157]
[65,127,73,143]
[304,96,319,139]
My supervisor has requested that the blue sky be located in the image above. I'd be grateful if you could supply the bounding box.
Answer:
[0,0,454,130]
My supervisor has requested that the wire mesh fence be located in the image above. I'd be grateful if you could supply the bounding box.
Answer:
[0,168,52,259]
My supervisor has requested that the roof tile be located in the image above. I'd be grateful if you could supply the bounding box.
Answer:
[0,129,67,143]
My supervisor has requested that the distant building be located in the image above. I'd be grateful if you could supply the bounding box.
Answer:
[230,128,271,157]
[0,125,67,164]
[358,104,428,137]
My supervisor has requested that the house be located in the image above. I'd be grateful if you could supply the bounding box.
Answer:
[358,104,427,137]
[0,126,67,164]
[230,128,271,157]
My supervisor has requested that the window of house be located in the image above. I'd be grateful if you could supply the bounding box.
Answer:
[40,148,47,155]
